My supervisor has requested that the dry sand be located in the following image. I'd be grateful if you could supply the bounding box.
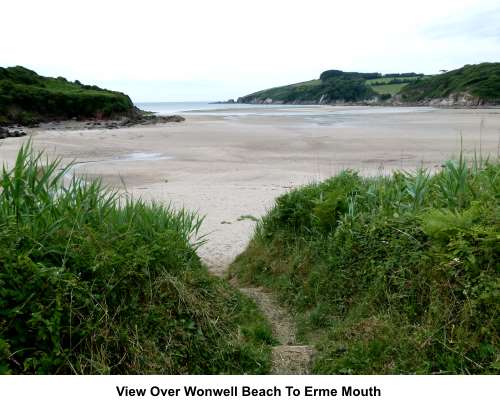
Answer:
[1,106,499,272]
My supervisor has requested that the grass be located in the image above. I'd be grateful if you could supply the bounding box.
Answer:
[231,152,499,374]
[366,76,424,96]
[237,215,259,222]
[0,142,273,374]
[369,83,408,95]
[366,76,422,85]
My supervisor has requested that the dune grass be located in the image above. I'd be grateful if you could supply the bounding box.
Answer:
[0,142,273,374]
[231,152,499,374]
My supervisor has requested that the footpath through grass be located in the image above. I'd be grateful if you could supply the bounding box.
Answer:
[0,143,273,374]
[232,154,499,374]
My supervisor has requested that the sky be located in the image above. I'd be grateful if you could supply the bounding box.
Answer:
[1,0,499,102]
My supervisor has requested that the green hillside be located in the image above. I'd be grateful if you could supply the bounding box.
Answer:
[238,63,500,104]
[237,70,424,103]
[400,63,500,103]
[238,71,377,104]
[0,66,135,125]
[238,79,322,103]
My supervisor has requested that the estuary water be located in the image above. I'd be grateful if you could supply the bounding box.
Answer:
[135,101,436,127]
[135,101,434,116]
[135,101,310,115]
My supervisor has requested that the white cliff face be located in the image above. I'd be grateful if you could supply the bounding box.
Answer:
[427,92,484,107]
[238,91,492,107]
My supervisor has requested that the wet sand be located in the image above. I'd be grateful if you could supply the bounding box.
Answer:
[1,106,499,272]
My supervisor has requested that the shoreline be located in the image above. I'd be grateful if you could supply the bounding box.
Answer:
[0,114,186,137]
[1,105,499,272]
[235,101,500,109]
[4,103,499,137]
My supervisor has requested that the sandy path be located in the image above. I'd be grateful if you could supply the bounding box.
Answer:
[238,286,314,374]
[1,106,499,273]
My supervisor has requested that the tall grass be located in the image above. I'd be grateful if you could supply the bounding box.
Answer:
[232,154,499,374]
[0,142,272,374]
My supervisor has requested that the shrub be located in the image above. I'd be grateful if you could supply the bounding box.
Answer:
[0,66,135,124]
[0,143,272,374]
[232,156,500,374]
[400,63,500,103]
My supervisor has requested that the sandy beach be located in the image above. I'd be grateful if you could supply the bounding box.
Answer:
[1,105,499,272]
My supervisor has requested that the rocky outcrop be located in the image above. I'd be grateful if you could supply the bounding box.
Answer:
[427,92,486,107]
[80,115,185,129]
[37,115,186,131]
[237,96,383,106]
[237,92,495,108]
[391,92,491,107]
[119,114,185,126]
[0,127,27,139]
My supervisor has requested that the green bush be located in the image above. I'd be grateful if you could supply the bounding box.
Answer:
[0,143,272,374]
[0,66,135,125]
[232,155,499,374]
[400,63,500,103]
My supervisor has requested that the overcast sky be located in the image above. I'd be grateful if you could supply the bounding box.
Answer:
[1,0,499,102]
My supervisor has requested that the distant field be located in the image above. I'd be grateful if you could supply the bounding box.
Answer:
[370,83,408,95]
[367,76,424,96]
[366,76,422,85]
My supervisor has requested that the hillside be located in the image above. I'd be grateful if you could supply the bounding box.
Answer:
[0,66,135,125]
[237,70,424,104]
[399,63,500,106]
[238,63,500,106]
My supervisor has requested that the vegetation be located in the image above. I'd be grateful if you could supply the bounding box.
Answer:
[367,75,424,95]
[319,70,381,81]
[232,153,499,374]
[381,73,424,79]
[239,63,500,104]
[238,70,377,104]
[367,77,423,86]
[400,63,500,103]
[238,69,427,103]
[0,143,273,374]
[369,83,408,96]
[0,66,135,125]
